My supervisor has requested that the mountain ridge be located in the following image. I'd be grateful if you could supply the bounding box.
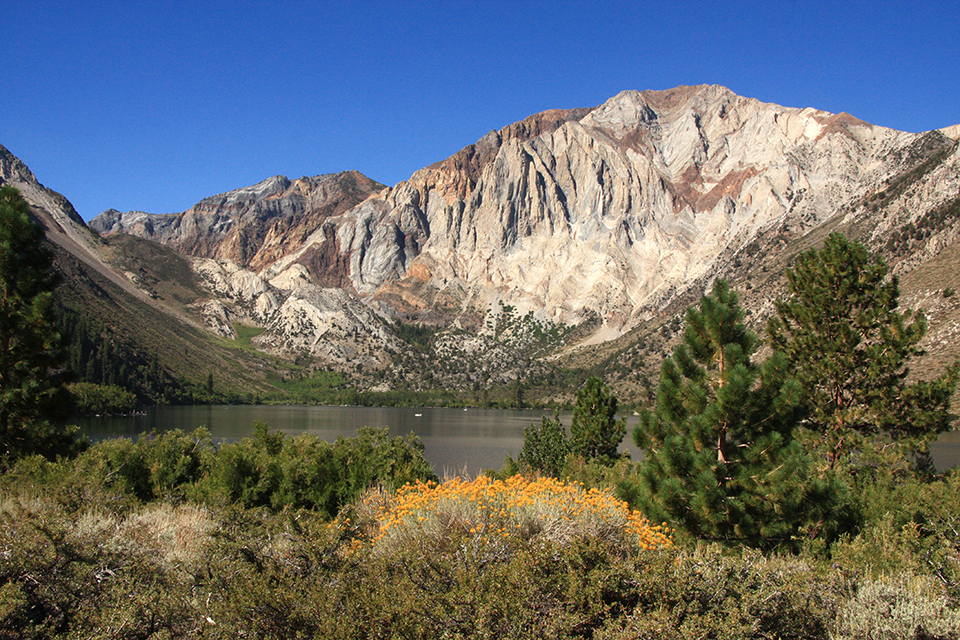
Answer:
[0,144,288,399]
[7,84,960,402]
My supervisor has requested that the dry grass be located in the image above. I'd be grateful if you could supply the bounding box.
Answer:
[108,503,216,565]
[2,495,215,568]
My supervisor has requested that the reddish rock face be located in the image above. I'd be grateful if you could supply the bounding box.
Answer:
[90,171,385,287]
[297,224,355,292]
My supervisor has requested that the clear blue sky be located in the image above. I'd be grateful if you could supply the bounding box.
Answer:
[3,1,957,221]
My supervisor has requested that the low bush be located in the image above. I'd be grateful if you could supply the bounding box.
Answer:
[833,575,960,640]
[3,474,959,639]
[0,496,208,638]
[360,474,672,555]
[831,469,960,605]
[597,545,845,640]
[3,422,960,638]
[196,424,437,516]
[197,513,667,639]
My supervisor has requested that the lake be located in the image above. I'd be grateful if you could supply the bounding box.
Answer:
[74,404,960,475]
[75,405,613,476]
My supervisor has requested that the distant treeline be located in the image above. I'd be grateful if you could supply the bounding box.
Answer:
[56,307,240,408]
[263,368,559,410]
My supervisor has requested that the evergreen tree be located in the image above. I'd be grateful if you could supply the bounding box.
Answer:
[570,376,625,463]
[633,279,837,547]
[0,186,76,462]
[518,409,569,477]
[513,374,525,409]
[767,233,958,467]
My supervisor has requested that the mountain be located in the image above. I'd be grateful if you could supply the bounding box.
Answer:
[90,171,386,273]
[93,86,960,344]
[1,144,103,272]
[91,171,404,370]
[11,83,960,404]
[341,85,952,335]
[0,144,287,400]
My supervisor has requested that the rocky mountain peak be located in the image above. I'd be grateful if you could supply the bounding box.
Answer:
[78,86,960,371]
[0,143,40,185]
[940,124,960,140]
[330,85,925,331]
[193,175,293,210]
[91,170,386,273]
[0,144,87,228]
[410,107,594,204]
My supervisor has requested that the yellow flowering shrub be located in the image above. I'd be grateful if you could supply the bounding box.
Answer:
[360,474,672,553]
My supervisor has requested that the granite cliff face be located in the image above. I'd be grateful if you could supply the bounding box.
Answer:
[85,85,960,371]
[243,87,923,332]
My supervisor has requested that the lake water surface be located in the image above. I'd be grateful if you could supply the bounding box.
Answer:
[76,405,611,476]
[75,404,960,475]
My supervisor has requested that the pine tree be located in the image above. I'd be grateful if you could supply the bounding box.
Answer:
[767,233,958,467]
[513,374,525,409]
[633,279,837,547]
[0,186,76,462]
[518,409,569,477]
[570,376,625,463]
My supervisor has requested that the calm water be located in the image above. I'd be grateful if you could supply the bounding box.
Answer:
[76,405,643,476]
[75,405,960,475]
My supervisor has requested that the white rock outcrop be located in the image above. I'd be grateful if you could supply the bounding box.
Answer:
[318,86,921,334]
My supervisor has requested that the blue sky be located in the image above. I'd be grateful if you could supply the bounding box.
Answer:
[3,1,957,221]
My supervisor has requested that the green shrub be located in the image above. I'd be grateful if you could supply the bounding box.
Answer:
[198,422,286,509]
[517,409,569,477]
[831,513,925,580]
[831,470,960,603]
[15,423,437,517]
[195,424,437,516]
[69,381,137,415]
[72,428,214,503]
[144,428,214,500]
